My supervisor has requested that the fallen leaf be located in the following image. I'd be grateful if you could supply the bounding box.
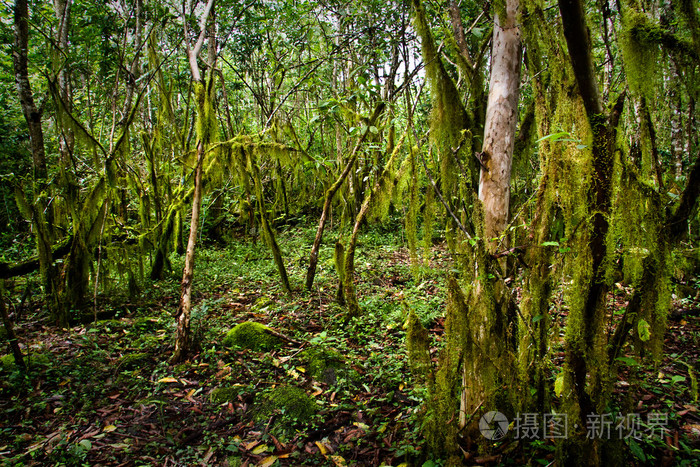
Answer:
[330,455,347,466]
[103,425,117,433]
[252,444,269,455]
[157,377,179,383]
[258,456,277,467]
[243,440,260,451]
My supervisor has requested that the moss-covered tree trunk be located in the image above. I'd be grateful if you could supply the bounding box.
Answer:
[557,0,625,462]
[461,0,523,428]
[305,103,385,291]
[13,0,65,325]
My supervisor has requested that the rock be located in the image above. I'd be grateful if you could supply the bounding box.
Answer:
[222,322,282,351]
[255,385,317,424]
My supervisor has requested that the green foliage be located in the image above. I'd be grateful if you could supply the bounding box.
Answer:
[222,321,283,351]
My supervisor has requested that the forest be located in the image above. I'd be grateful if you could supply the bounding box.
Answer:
[0,0,699,465]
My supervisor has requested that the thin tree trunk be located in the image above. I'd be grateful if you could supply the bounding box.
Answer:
[461,0,522,429]
[172,0,215,363]
[478,0,522,251]
[0,285,25,370]
[172,141,205,362]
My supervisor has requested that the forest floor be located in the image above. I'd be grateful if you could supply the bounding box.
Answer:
[1,220,699,466]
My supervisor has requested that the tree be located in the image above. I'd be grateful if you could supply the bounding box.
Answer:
[172,0,216,363]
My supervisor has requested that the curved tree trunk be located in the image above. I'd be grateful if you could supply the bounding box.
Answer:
[305,103,385,291]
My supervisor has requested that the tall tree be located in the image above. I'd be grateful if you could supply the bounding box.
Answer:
[13,0,64,325]
[172,0,216,363]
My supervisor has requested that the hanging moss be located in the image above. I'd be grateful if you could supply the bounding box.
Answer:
[412,0,477,254]
[405,307,433,386]
[421,276,469,458]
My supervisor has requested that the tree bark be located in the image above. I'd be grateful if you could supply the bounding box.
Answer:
[173,140,205,362]
[478,0,522,251]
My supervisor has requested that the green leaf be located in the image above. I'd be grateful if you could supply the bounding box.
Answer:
[532,314,544,323]
[541,241,559,247]
[535,131,570,143]
[638,319,651,342]
[554,374,565,397]
[78,439,92,451]
[671,375,686,384]
[616,356,639,367]
[369,125,378,134]
[628,439,646,462]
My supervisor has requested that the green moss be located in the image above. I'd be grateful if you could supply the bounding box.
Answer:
[92,319,126,331]
[0,353,50,370]
[405,308,432,385]
[222,322,282,351]
[118,352,149,370]
[301,347,357,387]
[210,385,243,404]
[256,385,317,424]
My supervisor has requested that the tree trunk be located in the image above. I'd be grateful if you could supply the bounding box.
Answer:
[14,0,47,183]
[460,0,523,430]
[478,0,522,252]
[172,141,205,362]
[13,0,66,324]
[558,0,625,462]
[172,0,216,363]
[0,285,25,370]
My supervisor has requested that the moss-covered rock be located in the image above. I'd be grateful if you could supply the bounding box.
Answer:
[301,347,356,386]
[117,352,149,370]
[222,322,282,351]
[210,385,244,404]
[256,385,317,424]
